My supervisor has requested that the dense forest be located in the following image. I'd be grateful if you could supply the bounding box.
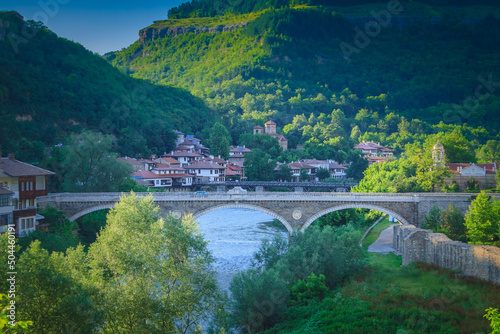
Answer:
[0,11,212,162]
[167,0,500,19]
[104,2,500,183]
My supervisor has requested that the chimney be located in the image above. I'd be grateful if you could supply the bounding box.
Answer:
[8,153,15,160]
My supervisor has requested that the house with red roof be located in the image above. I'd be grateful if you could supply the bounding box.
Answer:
[353,141,393,157]
[229,146,251,167]
[253,121,288,151]
[0,155,55,236]
[186,160,226,182]
[445,162,498,191]
[131,169,194,189]
[225,163,242,181]
[117,156,156,172]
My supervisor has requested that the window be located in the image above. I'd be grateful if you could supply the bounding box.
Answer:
[29,182,33,191]
[29,199,34,207]
[21,219,25,229]
[0,215,10,226]
[21,182,24,191]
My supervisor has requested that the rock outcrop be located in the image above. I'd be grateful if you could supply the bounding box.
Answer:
[139,22,247,45]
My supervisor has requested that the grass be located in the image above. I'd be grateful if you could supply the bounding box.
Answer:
[265,217,500,333]
[361,216,398,249]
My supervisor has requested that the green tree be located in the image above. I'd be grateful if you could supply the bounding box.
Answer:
[420,205,441,231]
[239,133,283,159]
[443,181,460,193]
[497,169,500,190]
[18,207,79,253]
[477,140,500,163]
[244,149,277,181]
[275,164,293,182]
[346,151,369,181]
[229,268,288,332]
[87,193,221,333]
[316,167,331,181]
[440,204,466,241]
[466,177,481,192]
[61,131,133,192]
[465,192,500,244]
[289,273,328,306]
[485,308,500,334]
[0,294,32,333]
[17,242,99,334]
[299,167,309,181]
[208,122,231,160]
[440,129,477,163]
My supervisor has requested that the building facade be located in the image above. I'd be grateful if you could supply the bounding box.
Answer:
[0,156,55,236]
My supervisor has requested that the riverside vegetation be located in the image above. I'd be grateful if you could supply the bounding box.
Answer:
[3,195,500,333]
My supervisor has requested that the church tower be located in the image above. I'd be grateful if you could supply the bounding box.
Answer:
[432,141,445,166]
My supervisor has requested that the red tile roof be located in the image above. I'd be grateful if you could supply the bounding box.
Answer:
[446,162,498,175]
[0,187,14,195]
[187,161,225,169]
[0,158,55,177]
[132,171,193,179]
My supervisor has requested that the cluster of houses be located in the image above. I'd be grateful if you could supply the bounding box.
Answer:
[121,128,348,190]
[2,125,498,237]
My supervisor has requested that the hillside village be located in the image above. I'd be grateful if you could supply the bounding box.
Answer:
[122,121,350,190]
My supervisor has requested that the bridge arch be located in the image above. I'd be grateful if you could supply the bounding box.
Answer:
[301,203,410,232]
[69,204,115,221]
[194,204,293,234]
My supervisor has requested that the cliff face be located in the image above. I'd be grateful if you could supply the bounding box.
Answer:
[139,22,247,45]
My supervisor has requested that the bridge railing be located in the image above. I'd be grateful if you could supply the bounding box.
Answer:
[39,192,500,204]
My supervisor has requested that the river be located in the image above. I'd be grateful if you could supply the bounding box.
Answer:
[197,208,289,291]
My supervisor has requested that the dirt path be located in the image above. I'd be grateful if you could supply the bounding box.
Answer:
[368,226,396,254]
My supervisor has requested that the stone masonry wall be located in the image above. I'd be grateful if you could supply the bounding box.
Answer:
[393,225,500,285]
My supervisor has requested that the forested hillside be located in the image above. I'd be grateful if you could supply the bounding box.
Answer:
[0,11,212,162]
[108,2,500,140]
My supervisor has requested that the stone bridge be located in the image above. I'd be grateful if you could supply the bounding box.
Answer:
[38,192,494,234]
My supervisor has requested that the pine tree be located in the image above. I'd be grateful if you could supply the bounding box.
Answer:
[465,192,500,243]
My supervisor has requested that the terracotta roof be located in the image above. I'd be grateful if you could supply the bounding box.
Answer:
[131,171,193,179]
[225,167,242,176]
[329,161,346,169]
[0,187,14,195]
[118,157,155,166]
[187,161,225,169]
[154,157,180,165]
[265,120,276,125]
[446,163,498,175]
[301,159,327,165]
[230,146,251,153]
[153,164,186,172]
[253,125,264,129]
[164,152,203,158]
[0,158,55,177]
[288,162,316,169]
[229,153,245,158]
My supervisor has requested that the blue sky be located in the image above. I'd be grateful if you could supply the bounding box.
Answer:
[2,0,187,54]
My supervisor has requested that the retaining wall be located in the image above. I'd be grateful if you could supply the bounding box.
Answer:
[393,225,500,285]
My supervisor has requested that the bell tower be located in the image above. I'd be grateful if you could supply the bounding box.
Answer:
[432,141,445,166]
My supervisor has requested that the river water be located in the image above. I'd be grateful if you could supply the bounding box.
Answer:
[197,208,289,291]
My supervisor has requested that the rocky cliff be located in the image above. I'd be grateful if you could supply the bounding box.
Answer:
[139,22,247,45]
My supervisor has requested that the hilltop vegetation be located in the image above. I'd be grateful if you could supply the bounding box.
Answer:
[107,2,500,178]
[0,11,212,162]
